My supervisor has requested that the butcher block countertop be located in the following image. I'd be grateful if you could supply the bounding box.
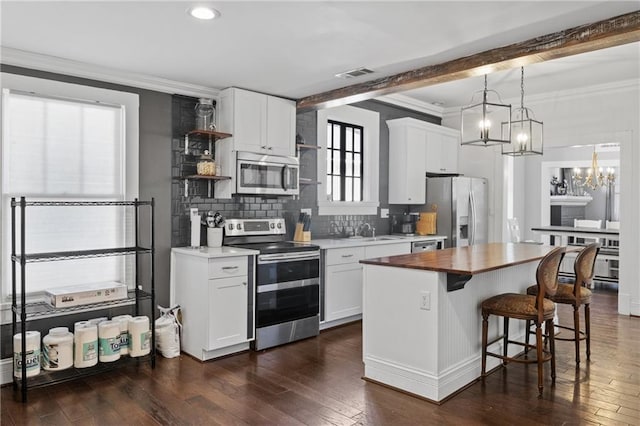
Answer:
[360,242,567,275]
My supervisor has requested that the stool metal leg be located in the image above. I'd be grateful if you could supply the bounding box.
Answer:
[573,305,581,364]
[503,317,509,365]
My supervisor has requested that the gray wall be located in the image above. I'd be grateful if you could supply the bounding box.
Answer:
[0,65,172,357]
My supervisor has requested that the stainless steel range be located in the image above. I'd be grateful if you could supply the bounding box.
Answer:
[224,218,320,350]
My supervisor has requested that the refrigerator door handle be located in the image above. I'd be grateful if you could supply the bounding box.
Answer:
[469,191,476,245]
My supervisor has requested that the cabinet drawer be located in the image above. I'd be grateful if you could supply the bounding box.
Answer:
[325,246,365,266]
[365,242,411,259]
[208,257,248,279]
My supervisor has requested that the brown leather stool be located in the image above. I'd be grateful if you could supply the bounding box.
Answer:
[481,246,565,396]
[526,243,599,364]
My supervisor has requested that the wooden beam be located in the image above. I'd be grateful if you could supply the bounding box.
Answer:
[297,10,640,112]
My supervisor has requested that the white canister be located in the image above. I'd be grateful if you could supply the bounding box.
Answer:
[98,320,121,362]
[42,327,74,371]
[111,314,132,356]
[74,322,98,368]
[13,331,41,378]
[207,227,223,247]
[129,316,151,357]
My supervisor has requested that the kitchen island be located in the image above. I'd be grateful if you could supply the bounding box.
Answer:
[360,243,562,403]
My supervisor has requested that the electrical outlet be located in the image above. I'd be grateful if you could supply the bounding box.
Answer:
[420,291,431,310]
[380,208,389,218]
[301,208,312,216]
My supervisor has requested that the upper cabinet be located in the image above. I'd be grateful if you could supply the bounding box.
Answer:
[387,118,428,204]
[219,87,296,157]
[387,118,460,205]
[425,124,459,174]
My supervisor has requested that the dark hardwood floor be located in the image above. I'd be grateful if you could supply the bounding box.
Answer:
[3,287,639,425]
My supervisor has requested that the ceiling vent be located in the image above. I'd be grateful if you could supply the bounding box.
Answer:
[335,67,375,79]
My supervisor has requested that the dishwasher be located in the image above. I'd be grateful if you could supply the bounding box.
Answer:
[411,240,442,253]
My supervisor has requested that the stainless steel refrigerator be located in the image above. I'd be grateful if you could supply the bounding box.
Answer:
[416,176,488,248]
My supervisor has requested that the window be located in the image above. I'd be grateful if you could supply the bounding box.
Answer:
[1,73,139,299]
[317,105,379,215]
[326,120,363,202]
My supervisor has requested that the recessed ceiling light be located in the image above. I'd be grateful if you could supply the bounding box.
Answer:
[188,6,220,20]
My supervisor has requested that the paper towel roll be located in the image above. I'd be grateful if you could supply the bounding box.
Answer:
[87,317,108,326]
[129,316,151,357]
[13,331,41,378]
[111,314,132,356]
[74,322,98,368]
[98,320,121,362]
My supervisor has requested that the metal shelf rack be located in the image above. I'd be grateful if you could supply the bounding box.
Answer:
[10,197,156,402]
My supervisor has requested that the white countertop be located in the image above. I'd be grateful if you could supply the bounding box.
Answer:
[171,246,259,258]
[310,234,447,249]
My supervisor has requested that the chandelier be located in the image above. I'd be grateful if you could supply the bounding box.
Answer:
[460,74,511,147]
[502,67,543,156]
[572,148,615,190]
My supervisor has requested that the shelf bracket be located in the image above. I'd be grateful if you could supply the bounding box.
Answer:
[184,179,189,197]
[184,134,190,155]
[447,273,472,291]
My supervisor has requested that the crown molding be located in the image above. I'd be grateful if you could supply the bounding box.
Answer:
[375,93,444,117]
[0,46,220,99]
[441,78,640,121]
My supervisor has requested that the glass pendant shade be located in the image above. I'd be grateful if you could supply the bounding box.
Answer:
[461,75,511,147]
[501,107,543,156]
[501,67,543,156]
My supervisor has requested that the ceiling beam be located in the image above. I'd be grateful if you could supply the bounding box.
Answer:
[297,10,640,112]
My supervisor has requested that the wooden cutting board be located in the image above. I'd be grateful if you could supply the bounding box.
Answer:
[416,212,437,235]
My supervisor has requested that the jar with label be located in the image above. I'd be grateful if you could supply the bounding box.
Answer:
[197,150,216,176]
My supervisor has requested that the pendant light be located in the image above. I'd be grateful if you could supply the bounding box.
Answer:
[460,74,511,147]
[502,67,543,156]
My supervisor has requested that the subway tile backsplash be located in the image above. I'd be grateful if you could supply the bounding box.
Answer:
[171,96,440,247]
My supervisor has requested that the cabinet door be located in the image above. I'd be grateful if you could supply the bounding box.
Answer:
[426,129,459,174]
[266,96,296,157]
[208,276,248,350]
[325,263,363,322]
[364,242,411,259]
[233,89,267,153]
[388,122,427,204]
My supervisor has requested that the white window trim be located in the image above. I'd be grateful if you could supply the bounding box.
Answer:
[0,73,139,323]
[317,105,379,215]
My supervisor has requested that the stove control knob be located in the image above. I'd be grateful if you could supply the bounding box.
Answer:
[277,223,282,229]
[270,223,275,229]
[237,224,242,230]
[228,224,234,230]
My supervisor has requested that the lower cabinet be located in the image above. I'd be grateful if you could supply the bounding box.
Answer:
[322,242,411,329]
[170,250,254,360]
[208,276,249,350]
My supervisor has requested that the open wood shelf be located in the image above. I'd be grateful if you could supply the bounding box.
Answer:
[173,175,231,181]
[186,129,232,139]
[296,143,321,150]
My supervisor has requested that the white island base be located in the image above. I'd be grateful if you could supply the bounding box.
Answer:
[362,261,538,403]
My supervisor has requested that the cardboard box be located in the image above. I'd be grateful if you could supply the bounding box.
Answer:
[46,282,128,308]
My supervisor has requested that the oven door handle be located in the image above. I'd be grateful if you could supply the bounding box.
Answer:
[258,252,320,263]
[257,279,319,293]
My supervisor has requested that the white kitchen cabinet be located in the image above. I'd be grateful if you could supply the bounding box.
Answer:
[322,241,411,328]
[219,87,295,157]
[387,118,428,204]
[425,124,459,174]
[170,248,256,360]
[324,246,365,324]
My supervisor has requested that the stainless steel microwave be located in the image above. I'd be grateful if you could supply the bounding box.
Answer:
[236,151,299,196]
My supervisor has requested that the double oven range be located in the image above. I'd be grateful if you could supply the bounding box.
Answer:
[224,218,320,350]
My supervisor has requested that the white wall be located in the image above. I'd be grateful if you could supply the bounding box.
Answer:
[443,79,640,315]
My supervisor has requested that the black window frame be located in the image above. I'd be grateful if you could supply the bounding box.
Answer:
[327,120,364,202]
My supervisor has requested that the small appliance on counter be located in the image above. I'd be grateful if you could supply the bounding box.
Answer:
[390,213,419,235]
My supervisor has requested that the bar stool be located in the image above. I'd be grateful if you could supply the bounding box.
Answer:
[481,246,565,396]
[526,243,600,364]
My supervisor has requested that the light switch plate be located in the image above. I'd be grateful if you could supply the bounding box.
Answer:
[380,208,389,218]
[301,208,312,216]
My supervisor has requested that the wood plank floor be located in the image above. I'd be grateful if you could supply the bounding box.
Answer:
[3,287,639,425]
